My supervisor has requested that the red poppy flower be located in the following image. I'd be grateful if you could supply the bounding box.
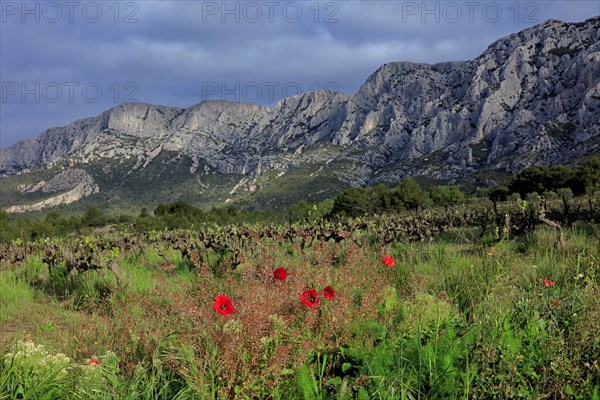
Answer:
[88,359,101,366]
[300,289,321,308]
[542,279,555,287]
[273,267,288,281]
[214,295,235,316]
[382,255,395,267]
[323,286,335,300]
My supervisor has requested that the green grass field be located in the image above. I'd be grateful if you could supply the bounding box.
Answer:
[1,223,599,399]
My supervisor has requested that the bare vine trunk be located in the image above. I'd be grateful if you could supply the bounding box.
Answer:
[538,200,566,249]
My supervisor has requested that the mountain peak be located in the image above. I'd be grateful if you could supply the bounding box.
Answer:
[2,17,599,211]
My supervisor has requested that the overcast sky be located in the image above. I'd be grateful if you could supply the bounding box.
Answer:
[1,0,598,147]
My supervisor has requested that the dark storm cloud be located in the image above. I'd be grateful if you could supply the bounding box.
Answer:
[1,0,598,147]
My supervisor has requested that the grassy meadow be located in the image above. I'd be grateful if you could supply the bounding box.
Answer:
[0,222,599,399]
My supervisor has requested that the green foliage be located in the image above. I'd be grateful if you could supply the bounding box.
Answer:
[429,185,465,207]
[0,339,199,400]
[0,209,9,222]
[0,201,289,243]
[140,201,284,231]
[330,178,432,217]
[509,162,592,196]
[82,206,106,227]
[289,200,311,223]
[4,158,597,244]
[154,201,203,219]
[296,363,325,400]
[345,313,476,399]
[488,187,510,204]
[576,155,600,194]
[332,187,371,217]
[1,341,73,398]
[1,163,599,400]
[0,211,77,243]
[288,199,335,223]
[1,220,600,398]
[395,178,432,210]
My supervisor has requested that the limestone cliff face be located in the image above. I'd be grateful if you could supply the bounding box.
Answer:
[1,17,599,208]
[6,169,99,213]
[333,18,600,175]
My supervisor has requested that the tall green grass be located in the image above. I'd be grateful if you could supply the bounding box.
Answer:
[1,225,599,398]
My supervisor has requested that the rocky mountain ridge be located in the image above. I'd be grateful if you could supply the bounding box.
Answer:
[1,17,599,211]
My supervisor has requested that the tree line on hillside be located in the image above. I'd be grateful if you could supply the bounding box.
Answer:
[1,156,598,242]
[288,156,600,221]
[509,156,600,196]
[288,180,466,221]
[0,204,284,243]
[485,156,600,210]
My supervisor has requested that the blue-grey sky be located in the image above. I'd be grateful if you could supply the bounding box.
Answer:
[1,0,598,147]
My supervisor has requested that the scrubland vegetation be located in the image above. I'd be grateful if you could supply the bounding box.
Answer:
[1,156,599,399]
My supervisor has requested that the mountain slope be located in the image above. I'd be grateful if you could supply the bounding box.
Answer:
[1,17,599,212]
